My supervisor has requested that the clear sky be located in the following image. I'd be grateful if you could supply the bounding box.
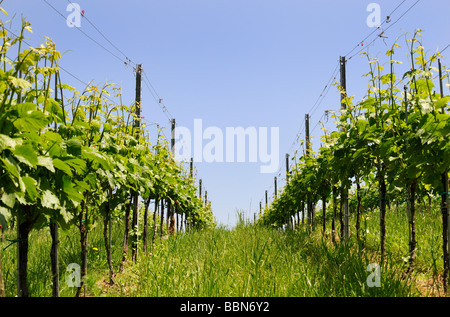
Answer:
[4,0,450,227]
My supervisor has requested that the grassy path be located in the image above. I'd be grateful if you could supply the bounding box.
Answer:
[2,204,446,297]
[102,223,416,297]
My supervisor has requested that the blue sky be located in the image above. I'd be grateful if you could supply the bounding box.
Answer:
[5,0,450,226]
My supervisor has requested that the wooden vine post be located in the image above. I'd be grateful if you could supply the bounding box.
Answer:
[305,114,313,228]
[50,73,60,297]
[169,119,176,235]
[265,190,268,208]
[131,64,142,262]
[438,58,450,292]
[15,70,32,297]
[274,177,277,199]
[339,56,349,240]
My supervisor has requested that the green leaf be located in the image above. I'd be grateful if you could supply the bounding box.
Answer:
[74,180,90,192]
[418,98,433,114]
[1,155,20,185]
[406,165,420,180]
[62,174,84,203]
[58,203,73,226]
[22,176,38,201]
[355,119,369,133]
[13,143,38,168]
[82,148,111,170]
[52,158,72,176]
[14,102,36,116]
[63,157,86,174]
[41,190,60,209]
[42,130,63,143]
[13,110,48,132]
[1,190,15,208]
[435,96,450,110]
[85,173,98,187]
[65,139,82,156]
[37,156,55,173]
[0,206,11,229]
[9,76,32,90]
[41,131,63,157]
[380,139,394,159]
[0,134,21,151]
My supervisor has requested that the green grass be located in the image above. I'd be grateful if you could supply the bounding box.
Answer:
[357,200,446,295]
[102,221,415,297]
[1,202,445,297]
[1,220,125,297]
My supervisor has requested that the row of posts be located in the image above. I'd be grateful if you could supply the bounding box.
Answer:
[257,56,349,235]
